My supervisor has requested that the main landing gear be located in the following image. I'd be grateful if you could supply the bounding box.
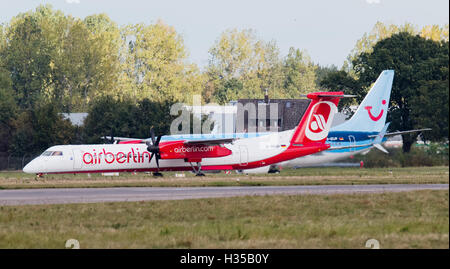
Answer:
[152,172,163,177]
[190,162,205,176]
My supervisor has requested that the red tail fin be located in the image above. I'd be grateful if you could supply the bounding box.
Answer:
[290,92,343,146]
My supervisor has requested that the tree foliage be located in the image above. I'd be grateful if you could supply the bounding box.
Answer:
[0,67,17,152]
[119,21,205,104]
[2,8,54,109]
[282,48,317,98]
[1,5,122,111]
[345,21,449,73]
[206,28,318,104]
[319,70,363,112]
[353,32,449,152]
[0,5,448,158]
[82,96,176,144]
[9,103,76,156]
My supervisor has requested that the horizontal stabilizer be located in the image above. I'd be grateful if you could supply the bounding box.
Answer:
[373,122,390,144]
[372,122,390,154]
[373,143,389,154]
[369,128,432,138]
[301,94,356,98]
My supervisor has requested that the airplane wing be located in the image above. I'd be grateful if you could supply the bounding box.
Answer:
[367,128,431,138]
[102,136,142,142]
[102,135,236,145]
[183,138,236,146]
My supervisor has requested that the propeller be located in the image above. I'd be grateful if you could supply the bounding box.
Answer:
[146,128,162,171]
[103,130,115,144]
[110,129,115,144]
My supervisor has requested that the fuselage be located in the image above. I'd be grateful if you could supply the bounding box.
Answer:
[160,130,386,168]
[23,91,346,174]
[23,130,329,174]
[282,130,386,167]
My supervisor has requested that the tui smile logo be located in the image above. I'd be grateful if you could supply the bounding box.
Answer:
[365,99,386,121]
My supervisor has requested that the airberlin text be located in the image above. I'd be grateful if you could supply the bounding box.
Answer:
[81,146,215,165]
[174,146,214,153]
[180,253,269,267]
[82,148,150,165]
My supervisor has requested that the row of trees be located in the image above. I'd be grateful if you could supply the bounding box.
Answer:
[322,31,448,152]
[0,5,448,156]
[0,5,320,112]
[204,29,318,104]
[0,5,320,155]
[0,6,203,112]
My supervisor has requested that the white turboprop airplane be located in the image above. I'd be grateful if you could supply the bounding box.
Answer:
[23,92,346,176]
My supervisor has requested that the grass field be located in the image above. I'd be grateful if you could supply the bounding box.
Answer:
[0,190,447,248]
[0,166,448,189]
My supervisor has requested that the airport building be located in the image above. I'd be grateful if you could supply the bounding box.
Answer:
[187,93,349,135]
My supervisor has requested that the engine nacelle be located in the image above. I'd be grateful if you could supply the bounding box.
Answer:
[159,141,232,160]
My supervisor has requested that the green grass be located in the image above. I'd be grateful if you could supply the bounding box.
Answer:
[0,166,448,189]
[0,190,447,248]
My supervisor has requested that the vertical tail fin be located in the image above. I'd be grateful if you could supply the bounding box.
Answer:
[290,92,343,146]
[333,70,394,133]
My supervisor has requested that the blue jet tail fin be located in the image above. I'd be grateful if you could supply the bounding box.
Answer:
[332,70,394,133]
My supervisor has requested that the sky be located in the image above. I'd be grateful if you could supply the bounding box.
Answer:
[0,0,448,70]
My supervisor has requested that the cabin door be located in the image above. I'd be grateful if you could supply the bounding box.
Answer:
[239,146,248,166]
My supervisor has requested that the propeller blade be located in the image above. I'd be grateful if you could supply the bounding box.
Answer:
[155,135,162,146]
[147,128,162,172]
[155,154,160,169]
[150,127,156,145]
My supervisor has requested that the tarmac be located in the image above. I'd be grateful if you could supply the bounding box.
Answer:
[0,184,448,205]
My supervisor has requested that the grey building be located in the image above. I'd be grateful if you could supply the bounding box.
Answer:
[60,113,88,127]
[236,97,311,133]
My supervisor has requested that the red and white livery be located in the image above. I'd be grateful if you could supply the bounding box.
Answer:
[23,92,344,175]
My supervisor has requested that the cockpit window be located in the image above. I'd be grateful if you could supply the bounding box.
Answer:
[42,151,52,156]
[42,151,63,156]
